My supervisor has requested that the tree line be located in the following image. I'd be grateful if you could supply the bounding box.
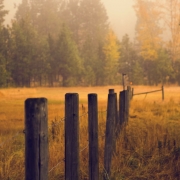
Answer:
[0,0,179,87]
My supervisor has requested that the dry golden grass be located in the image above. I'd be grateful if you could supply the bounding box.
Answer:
[0,85,180,179]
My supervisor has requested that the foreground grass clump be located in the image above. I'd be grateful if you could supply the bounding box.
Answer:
[111,99,180,180]
[0,86,180,179]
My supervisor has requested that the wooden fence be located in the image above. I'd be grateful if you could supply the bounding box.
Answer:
[132,85,164,101]
[24,88,132,180]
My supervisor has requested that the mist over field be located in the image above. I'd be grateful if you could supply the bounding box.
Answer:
[0,0,179,87]
[4,0,136,40]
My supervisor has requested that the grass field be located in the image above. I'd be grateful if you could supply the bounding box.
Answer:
[0,85,180,179]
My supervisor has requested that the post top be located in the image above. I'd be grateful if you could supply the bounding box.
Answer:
[88,93,97,96]
[25,98,47,103]
[109,89,114,94]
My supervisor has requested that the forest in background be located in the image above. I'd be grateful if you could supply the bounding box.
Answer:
[0,0,179,87]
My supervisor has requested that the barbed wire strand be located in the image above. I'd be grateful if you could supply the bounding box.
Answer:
[102,166,110,180]
[49,142,89,173]
[49,159,65,173]
[50,109,106,126]
[0,110,107,148]
[80,143,88,152]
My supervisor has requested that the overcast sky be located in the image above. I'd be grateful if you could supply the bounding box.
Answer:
[4,0,137,40]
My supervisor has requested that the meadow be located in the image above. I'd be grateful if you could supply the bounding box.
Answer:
[0,86,180,180]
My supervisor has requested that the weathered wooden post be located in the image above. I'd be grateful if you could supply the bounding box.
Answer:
[119,91,125,126]
[119,89,130,126]
[131,88,134,100]
[122,74,126,90]
[104,89,116,179]
[65,93,79,180]
[108,89,118,126]
[88,94,99,180]
[25,98,48,180]
[127,86,132,101]
[125,90,130,123]
[162,86,164,101]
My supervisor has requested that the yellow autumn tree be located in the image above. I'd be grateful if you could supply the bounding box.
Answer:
[134,0,162,60]
[162,0,180,63]
[103,29,120,85]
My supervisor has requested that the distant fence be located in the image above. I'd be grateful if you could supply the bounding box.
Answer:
[132,85,164,101]
[24,87,132,180]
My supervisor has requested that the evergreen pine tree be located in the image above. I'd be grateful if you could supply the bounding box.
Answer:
[0,0,8,27]
[54,24,83,86]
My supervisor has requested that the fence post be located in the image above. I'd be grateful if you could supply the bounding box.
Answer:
[125,90,130,123]
[131,88,134,100]
[104,89,116,179]
[115,92,118,129]
[119,91,125,126]
[65,93,79,180]
[109,89,118,126]
[122,74,126,90]
[127,86,132,101]
[88,94,99,180]
[25,98,48,180]
[162,86,164,101]
[119,90,130,126]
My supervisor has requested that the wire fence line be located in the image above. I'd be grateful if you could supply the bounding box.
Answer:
[49,159,65,173]
[48,110,107,174]
[0,110,107,148]
[0,110,107,147]
[50,110,107,128]
[48,142,89,174]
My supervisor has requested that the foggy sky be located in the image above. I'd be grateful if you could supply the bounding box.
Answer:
[4,0,136,41]
[103,0,136,40]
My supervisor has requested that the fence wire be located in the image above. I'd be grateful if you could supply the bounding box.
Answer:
[48,110,100,175]
[0,109,106,148]
[50,111,89,128]
[49,159,65,173]
[48,142,89,174]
